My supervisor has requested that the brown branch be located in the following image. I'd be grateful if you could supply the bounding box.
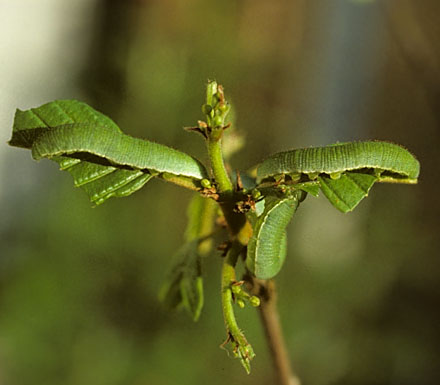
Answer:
[251,278,301,385]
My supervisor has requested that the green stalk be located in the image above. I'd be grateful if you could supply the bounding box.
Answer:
[207,131,247,236]
[206,121,255,372]
[207,134,233,194]
[221,241,255,374]
[202,81,258,373]
[207,125,296,380]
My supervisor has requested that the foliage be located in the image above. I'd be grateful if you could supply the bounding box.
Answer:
[8,81,420,375]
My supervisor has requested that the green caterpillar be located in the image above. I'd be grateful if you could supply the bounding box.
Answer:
[246,192,301,279]
[256,141,420,184]
[10,100,208,181]
[254,141,419,213]
[9,100,209,205]
[29,123,208,180]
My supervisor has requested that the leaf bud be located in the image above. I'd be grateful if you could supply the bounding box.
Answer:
[201,179,212,189]
[249,296,260,307]
[211,94,220,106]
[206,81,218,106]
[202,104,213,116]
[213,115,223,127]
[218,103,229,113]
[251,189,261,199]
[237,299,246,308]
[231,284,242,295]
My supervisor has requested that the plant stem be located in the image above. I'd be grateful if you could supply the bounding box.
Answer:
[204,93,298,381]
[206,126,257,372]
[221,241,255,373]
[159,172,201,191]
[207,132,247,236]
[206,121,298,381]
[252,278,301,385]
[207,134,233,193]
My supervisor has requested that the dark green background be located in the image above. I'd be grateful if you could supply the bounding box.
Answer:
[1,1,439,384]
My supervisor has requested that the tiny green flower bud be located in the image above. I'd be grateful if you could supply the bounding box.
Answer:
[231,284,242,295]
[201,179,212,189]
[251,189,261,200]
[237,299,245,308]
[201,104,213,115]
[218,103,229,113]
[213,115,223,127]
[249,296,260,307]
[211,95,220,107]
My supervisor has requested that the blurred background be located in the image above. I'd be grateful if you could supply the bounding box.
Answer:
[1,1,439,384]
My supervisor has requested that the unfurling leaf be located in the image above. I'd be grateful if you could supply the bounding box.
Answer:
[159,194,218,321]
[159,241,203,321]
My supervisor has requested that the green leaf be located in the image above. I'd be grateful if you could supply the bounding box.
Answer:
[9,100,208,204]
[53,156,153,205]
[10,100,122,148]
[296,181,320,197]
[159,241,204,321]
[159,194,219,321]
[318,172,377,213]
